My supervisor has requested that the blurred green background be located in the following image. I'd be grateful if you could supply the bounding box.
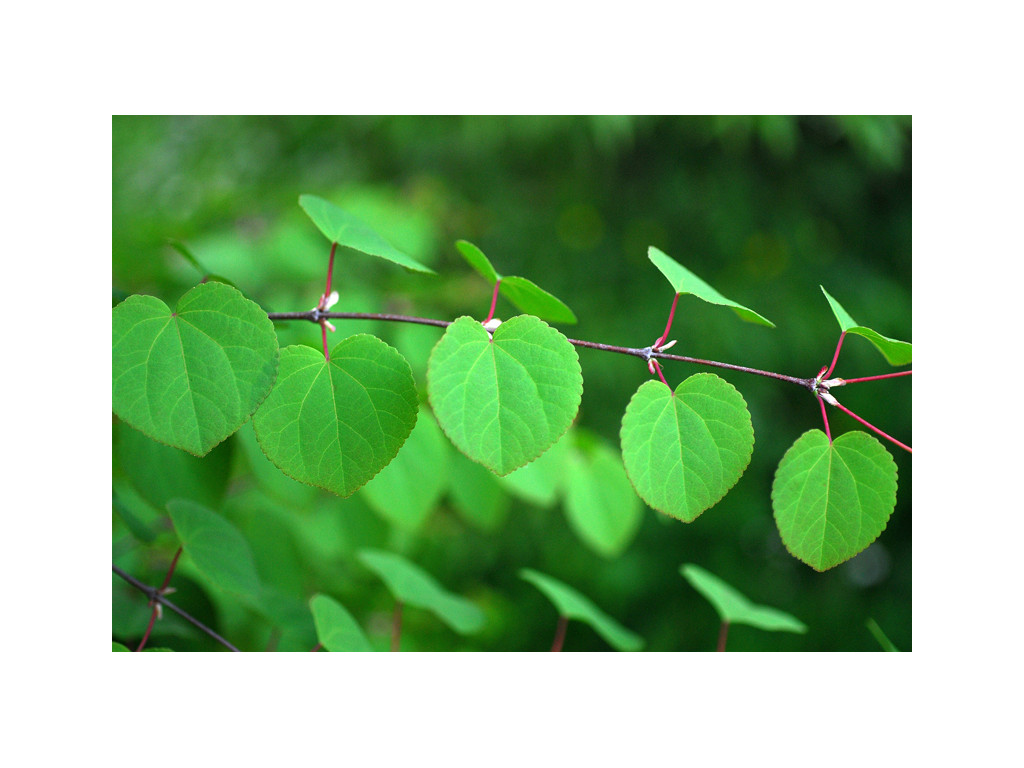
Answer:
[112,115,911,651]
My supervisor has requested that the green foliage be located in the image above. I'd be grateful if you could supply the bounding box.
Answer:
[299,194,435,274]
[252,336,419,497]
[427,315,583,475]
[112,282,279,456]
[455,240,577,323]
[821,286,912,366]
[866,618,900,652]
[681,564,806,633]
[167,499,262,600]
[357,549,485,635]
[620,374,754,522]
[310,594,373,651]
[772,430,898,571]
[647,246,775,327]
[519,568,644,651]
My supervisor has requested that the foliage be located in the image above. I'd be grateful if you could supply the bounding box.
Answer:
[113,116,911,651]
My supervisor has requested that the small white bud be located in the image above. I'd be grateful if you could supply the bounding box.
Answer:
[819,391,839,407]
[821,378,846,388]
[657,338,678,351]
[482,318,502,332]
[323,290,340,310]
[324,320,337,333]
[648,359,658,375]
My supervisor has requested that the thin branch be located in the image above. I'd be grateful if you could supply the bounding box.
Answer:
[112,565,241,652]
[391,601,404,652]
[655,292,680,349]
[484,279,501,324]
[829,399,912,453]
[717,621,730,652]
[825,331,846,379]
[136,547,183,652]
[551,615,569,652]
[818,395,832,442]
[841,370,912,384]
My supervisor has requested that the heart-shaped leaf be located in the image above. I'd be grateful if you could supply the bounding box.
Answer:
[648,246,775,327]
[455,240,577,323]
[821,286,912,366]
[771,429,898,571]
[427,315,582,476]
[680,564,807,633]
[565,437,643,558]
[357,549,485,635]
[299,194,435,274]
[360,407,450,532]
[310,594,373,651]
[252,335,418,498]
[620,374,754,522]
[519,568,644,651]
[112,282,279,456]
[167,499,262,600]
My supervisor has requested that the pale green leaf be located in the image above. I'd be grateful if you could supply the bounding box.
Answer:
[448,450,511,531]
[565,439,643,558]
[519,569,644,651]
[360,408,450,532]
[497,428,572,507]
[620,374,754,522]
[357,549,485,634]
[771,430,898,571]
[820,286,912,366]
[648,246,775,327]
[427,315,582,475]
[299,194,435,274]
[680,564,807,632]
[252,335,419,497]
[310,594,373,651]
[167,498,262,599]
[112,282,279,456]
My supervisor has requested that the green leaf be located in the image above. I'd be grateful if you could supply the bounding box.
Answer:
[680,564,807,633]
[112,282,279,456]
[565,439,643,558]
[455,240,501,283]
[500,276,577,324]
[620,374,754,522]
[360,408,450,532]
[519,569,644,651]
[771,430,898,571]
[455,240,576,323]
[116,420,233,511]
[820,286,912,366]
[647,246,775,327]
[427,315,582,476]
[112,642,131,652]
[497,428,572,507]
[357,549,485,635]
[447,450,511,531]
[310,594,373,651]
[866,618,900,652]
[167,499,262,599]
[252,335,419,498]
[299,194,435,274]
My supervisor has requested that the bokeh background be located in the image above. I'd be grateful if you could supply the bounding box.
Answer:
[113,115,911,651]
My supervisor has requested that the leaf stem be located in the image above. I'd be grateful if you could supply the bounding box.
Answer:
[391,601,404,652]
[320,242,338,308]
[113,564,240,652]
[650,358,670,388]
[717,621,730,652]
[841,370,912,384]
[825,331,846,378]
[136,547,183,652]
[818,395,832,442]
[484,279,501,324]
[655,292,680,348]
[551,615,568,652]
[829,399,912,453]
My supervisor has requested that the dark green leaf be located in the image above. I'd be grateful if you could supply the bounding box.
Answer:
[310,594,373,651]
[866,618,900,651]
[167,499,262,599]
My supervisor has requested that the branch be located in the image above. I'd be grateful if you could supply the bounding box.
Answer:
[112,565,241,652]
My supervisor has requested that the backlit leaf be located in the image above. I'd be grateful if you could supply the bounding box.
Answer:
[821,286,912,366]
[565,438,643,558]
[681,564,807,633]
[497,428,572,507]
[427,315,582,476]
[167,499,262,599]
[620,374,754,522]
[357,549,485,635]
[500,276,577,324]
[455,239,501,283]
[648,246,775,327]
[447,450,511,531]
[253,335,418,497]
[771,430,898,571]
[299,194,435,274]
[519,569,644,651]
[310,594,373,651]
[112,282,279,456]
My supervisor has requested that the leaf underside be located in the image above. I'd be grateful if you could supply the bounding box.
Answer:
[167,498,262,599]
[820,286,911,366]
[680,564,806,632]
